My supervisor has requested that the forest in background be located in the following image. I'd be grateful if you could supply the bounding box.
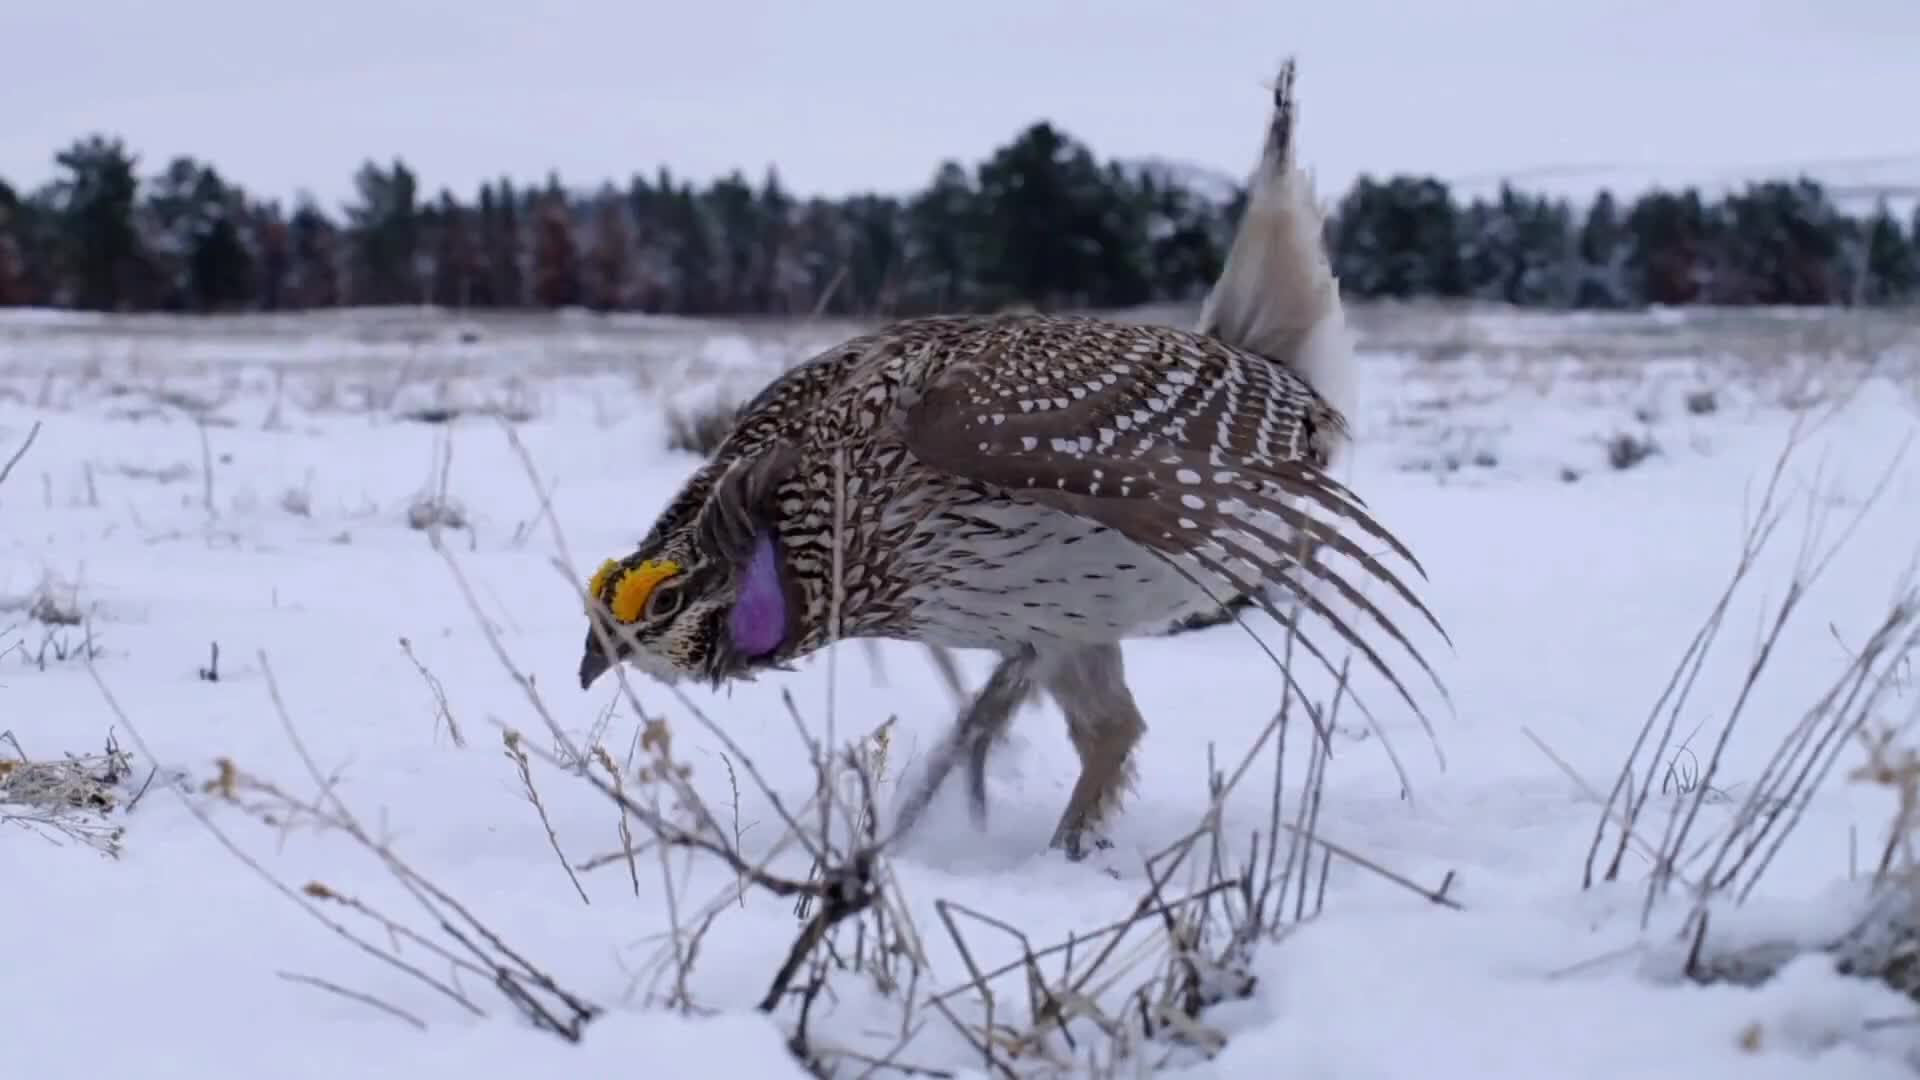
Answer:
[1,121,1916,318]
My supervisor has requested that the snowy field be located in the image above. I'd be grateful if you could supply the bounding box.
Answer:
[4,302,1920,1078]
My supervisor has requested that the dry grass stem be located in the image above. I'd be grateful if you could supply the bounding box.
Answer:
[1,419,42,488]
[399,636,465,748]
[503,728,591,905]
[276,970,430,1031]
[0,727,134,857]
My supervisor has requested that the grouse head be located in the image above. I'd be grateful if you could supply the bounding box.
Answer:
[577,446,799,691]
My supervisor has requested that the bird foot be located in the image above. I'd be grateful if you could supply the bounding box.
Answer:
[1050,829,1114,863]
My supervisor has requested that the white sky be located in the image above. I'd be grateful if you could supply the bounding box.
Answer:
[3,0,1916,211]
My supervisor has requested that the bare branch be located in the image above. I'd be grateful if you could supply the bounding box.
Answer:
[0,420,41,488]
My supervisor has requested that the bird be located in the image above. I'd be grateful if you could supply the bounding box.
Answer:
[575,59,1448,861]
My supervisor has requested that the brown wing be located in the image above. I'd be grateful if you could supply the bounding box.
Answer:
[895,316,1450,731]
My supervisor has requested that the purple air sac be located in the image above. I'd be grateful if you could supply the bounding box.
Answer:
[728,529,788,658]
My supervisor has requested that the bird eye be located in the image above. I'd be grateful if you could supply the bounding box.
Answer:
[647,584,685,620]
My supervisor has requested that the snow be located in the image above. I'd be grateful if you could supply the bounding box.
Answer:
[3,303,1919,1077]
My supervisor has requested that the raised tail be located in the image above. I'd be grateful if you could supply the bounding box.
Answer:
[1195,58,1357,472]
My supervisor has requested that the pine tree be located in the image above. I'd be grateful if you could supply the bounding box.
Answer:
[185,168,251,312]
[429,191,480,308]
[1091,162,1152,308]
[1332,175,1464,299]
[1456,196,1506,301]
[251,200,291,312]
[1714,179,1842,304]
[704,171,762,311]
[1860,203,1917,305]
[790,196,847,315]
[584,189,633,311]
[480,179,526,308]
[1501,187,1577,307]
[756,169,796,314]
[1142,177,1223,303]
[668,183,719,314]
[1911,203,1920,273]
[287,199,341,308]
[0,180,29,305]
[1624,188,1713,305]
[1575,191,1630,307]
[843,194,904,316]
[530,185,581,308]
[975,123,1117,309]
[49,135,147,310]
[623,173,673,312]
[344,159,422,305]
[3,118,1914,315]
[902,162,983,311]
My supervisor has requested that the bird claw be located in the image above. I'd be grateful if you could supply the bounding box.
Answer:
[1052,830,1114,862]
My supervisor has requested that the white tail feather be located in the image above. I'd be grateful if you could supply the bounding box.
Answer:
[1195,58,1357,475]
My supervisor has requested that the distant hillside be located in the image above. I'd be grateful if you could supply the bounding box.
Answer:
[1446,154,1920,218]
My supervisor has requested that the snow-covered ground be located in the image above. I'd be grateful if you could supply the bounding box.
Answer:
[4,303,1920,1078]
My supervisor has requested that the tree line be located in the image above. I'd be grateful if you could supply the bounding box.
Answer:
[0,124,1915,317]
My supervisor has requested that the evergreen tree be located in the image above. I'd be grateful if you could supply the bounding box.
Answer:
[755,169,797,314]
[0,121,1908,316]
[1713,179,1842,304]
[429,190,480,308]
[843,194,904,316]
[584,188,633,312]
[1091,162,1152,308]
[0,180,29,305]
[1456,196,1507,301]
[667,182,719,314]
[1860,203,1917,305]
[1498,186,1577,307]
[530,184,581,308]
[185,168,251,311]
[703,171,763,311]
[623,172,676,312]
[251,200,292,312]
[1332,175,1464,299]
[1574,191,1630,307]
[1141,175,1222,303]
[791,196,849,314]
[902,162,983,311]
[344,159,422,305]
[287,198,341,308]
[1624,188,1714,305]
[975,123,1114,309]
[48,135,147,310]
[480,179,526,308]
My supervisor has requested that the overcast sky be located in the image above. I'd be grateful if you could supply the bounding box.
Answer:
[3,0,1915,210]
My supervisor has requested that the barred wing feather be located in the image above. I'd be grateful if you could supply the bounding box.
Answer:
[896,321,1450,734]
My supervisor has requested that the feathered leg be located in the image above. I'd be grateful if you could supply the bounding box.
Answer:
[891,645,1037,841]
[1039,643,1143,859]
[898,642,1143,863]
